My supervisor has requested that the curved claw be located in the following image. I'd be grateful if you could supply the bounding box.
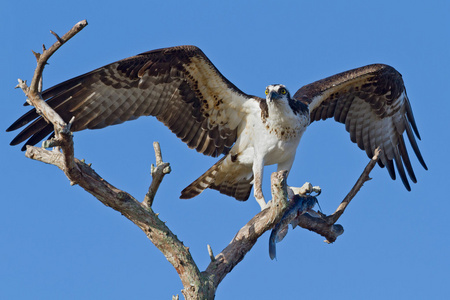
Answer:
[311,186,321,197]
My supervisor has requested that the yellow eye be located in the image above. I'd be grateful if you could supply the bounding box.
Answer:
[265,89,269,95]
[280,88,287,95]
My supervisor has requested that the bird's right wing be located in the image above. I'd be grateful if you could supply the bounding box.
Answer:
[8,46,259,157]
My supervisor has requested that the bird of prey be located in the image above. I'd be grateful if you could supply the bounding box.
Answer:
[7,46,427,210]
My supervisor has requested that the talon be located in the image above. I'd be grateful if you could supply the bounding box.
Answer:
[312,186,321,196]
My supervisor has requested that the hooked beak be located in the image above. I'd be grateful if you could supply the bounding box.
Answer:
[267,91,281,102]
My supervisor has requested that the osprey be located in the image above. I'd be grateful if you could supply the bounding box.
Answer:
[7,46,427,210]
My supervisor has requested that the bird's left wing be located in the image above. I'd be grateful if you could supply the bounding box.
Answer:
[293,64,427,190]
[8,46,256,157]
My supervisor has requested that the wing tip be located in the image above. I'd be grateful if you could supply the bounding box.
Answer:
[403,179,412,192]
[180,186,202,199]
[417,154,428,171]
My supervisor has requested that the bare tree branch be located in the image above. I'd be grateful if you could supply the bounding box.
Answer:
[274,148,382,244]
[16,20,88,185]
[25,143,208,299]
[16,20,292,299]
[144,142,171,208]
[207,245,216,262]
[204,171,289,289]
[16,21,208,300]
[325,147,381,225]
[14,20,379,299]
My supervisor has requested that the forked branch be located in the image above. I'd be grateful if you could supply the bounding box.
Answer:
[16,20,88,183]
[270,148,381,247]
[15,20,292,300]
[16,20,204,300]
[15,20,378,299]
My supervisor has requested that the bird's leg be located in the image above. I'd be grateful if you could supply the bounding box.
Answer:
[255,192,267,210]
[252,159,267,210]
[254,174,267,210]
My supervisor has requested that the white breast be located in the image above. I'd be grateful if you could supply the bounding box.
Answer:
[233,99,309,166]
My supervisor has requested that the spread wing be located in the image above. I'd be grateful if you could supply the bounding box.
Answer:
[8,46,256,157]
[293,64,427,190]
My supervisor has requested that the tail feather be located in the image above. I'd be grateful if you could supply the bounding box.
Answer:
[180,156,253,201]
[211,180,253,201]
[180,156,226,199]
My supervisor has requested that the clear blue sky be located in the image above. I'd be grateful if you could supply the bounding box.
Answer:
[2,1,449,299]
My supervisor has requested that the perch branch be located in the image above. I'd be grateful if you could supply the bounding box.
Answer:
[289,148,381,243]
[203,171,289,289]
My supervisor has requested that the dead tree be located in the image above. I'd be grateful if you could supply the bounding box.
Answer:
[13,20,380,299]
